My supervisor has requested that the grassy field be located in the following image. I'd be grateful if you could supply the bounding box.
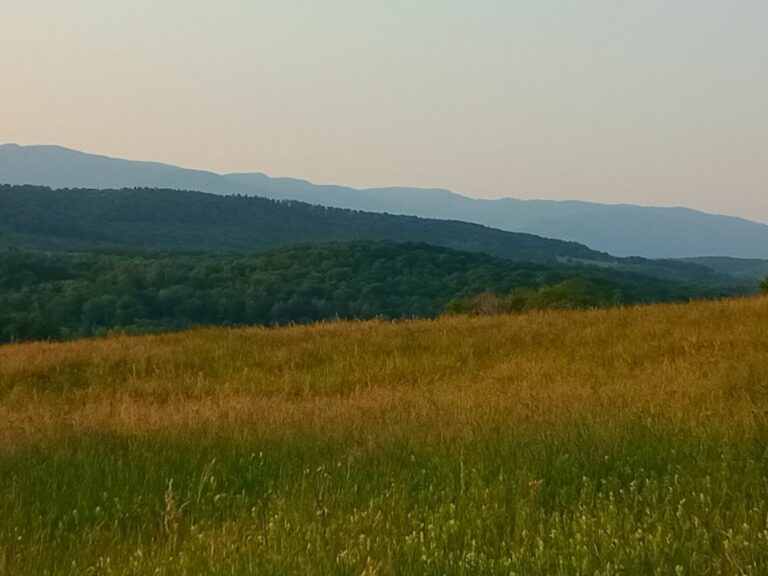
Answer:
[2,297,768,575]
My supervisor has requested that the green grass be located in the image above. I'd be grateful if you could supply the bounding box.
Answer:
[2,298,768,574]
[4,431,768,575]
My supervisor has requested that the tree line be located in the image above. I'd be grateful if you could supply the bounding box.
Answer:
[0,241,733,343]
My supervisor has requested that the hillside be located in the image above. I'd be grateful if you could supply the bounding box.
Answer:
[3,143,768,259]
[0,242,723,343]
[0,184,603,262]
[682,256,768,282]
[0,184,748,291]
[2,297,768,574]
[231,172,768,260]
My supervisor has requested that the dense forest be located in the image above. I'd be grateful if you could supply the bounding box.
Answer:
[0,184,748,289]
[0,184,602,261]
[0,241,738,343]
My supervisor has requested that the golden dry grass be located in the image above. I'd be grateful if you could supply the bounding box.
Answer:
[2,297,767,445]
[3,297,768,575]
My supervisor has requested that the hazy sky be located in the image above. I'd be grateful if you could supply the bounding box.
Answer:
[2,1,767,220]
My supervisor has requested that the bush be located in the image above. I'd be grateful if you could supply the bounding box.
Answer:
[444,278,621,316]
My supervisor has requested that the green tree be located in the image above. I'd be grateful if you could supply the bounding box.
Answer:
[0,243,741,344]
[760,277,768,295]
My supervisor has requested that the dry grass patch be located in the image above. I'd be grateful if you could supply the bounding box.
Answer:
[2,297,768,574]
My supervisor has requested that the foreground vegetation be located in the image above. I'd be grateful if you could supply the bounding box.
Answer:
[2,297,768,574]
[0,242,741,343]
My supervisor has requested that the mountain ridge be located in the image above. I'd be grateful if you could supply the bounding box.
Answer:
[0,184,749,291]
[0,184,605,262]
[2,143,768,259]
[228,171,768,259]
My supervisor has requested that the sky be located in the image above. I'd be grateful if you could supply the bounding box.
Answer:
[1,0,767,220]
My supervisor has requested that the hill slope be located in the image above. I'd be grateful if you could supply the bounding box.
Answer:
[0,184,603,262]
[0,184,748,290]
[2,297,768,573]
[681,256,768,282]
[229,172,768,259]
[3,143,768,259]
[0,241,721,343]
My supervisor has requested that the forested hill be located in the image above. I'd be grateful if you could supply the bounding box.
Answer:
[4,144,768,259]
[0,242,732,343]
[230,173,768,260]
[0,184,604,263]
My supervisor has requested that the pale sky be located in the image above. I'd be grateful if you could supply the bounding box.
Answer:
[2,1,767,220]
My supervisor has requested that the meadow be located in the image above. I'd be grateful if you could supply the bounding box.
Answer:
[1,297,768,574]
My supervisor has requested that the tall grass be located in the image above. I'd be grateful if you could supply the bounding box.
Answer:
[1,298,768,574]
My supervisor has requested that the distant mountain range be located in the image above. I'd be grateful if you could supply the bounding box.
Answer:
[1,143,768,260]
[228,174,768,261]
